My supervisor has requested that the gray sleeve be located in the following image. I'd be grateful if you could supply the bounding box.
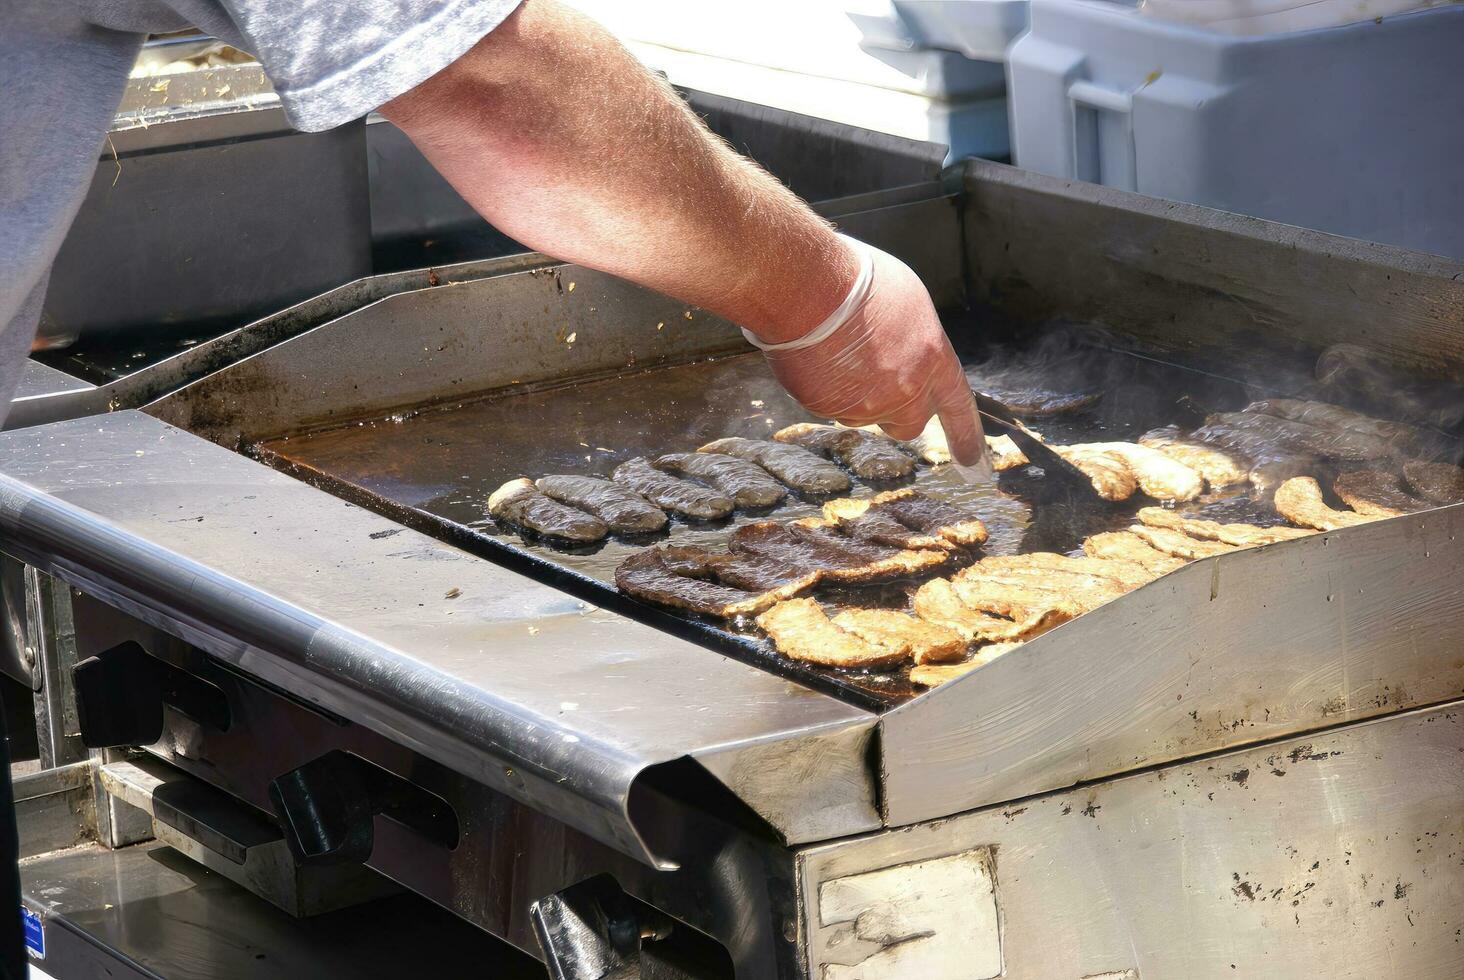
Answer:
[167,0,523,132]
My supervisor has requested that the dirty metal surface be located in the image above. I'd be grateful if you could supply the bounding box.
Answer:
[879,498,1464,826]
[0,412,879,869]
[252,323,1286,707]
[802,701,1464,980]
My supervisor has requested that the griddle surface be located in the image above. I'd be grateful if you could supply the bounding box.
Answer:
[255,330,1285,709]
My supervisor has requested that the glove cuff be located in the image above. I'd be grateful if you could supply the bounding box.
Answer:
[740,234,874,353]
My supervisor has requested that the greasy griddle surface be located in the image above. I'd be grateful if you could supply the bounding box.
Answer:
[254,329,1286,709]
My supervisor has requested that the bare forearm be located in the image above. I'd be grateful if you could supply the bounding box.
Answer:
[382,0,854,341]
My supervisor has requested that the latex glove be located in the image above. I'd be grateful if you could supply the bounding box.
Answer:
[745,236,991,479]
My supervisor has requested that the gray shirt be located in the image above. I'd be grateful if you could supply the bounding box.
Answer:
[1,0,521,423]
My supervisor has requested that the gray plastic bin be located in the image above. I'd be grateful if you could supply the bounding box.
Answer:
[1006,0,1464,258]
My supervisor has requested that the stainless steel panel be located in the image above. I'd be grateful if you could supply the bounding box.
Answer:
[13,762,94,860]
[11,252,555,430]
[880,506,1464,826]
[802,702,1464,980]
[39,64,371,344]
[146,193,965,448]
[959,158,1464,374]
[12,186,954,431]
[12,361,90,401]
[20,840,548,979]
[0,412,878,868]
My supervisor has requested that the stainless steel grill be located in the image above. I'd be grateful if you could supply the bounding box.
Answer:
[4,160,1463,978]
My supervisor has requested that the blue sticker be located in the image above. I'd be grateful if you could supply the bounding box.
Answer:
[21,906,43,959]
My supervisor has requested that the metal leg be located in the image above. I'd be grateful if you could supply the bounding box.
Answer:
[23,570,85,770]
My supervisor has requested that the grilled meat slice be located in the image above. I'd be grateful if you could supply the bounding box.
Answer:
[950,555,1131,619]
[831,609,967,665]
[612,457,734,520]
[822,499,947,551]
[823,489,986,549]
[774,423,917,481]
[488,478,609,543]
[1273,476,1376,531]
[1135,507,1315,546]
[1137,426,1248,488]
[979,552,1158,591]
[1199,411,1392,462]
[1333,470,1426,518]
[535,475,667,534]
[653,452,787,508]
[757,599,909,670]
[870,488,989,547]
[697,437,851,494]
[909,641,1024,688]
[840,418,953,464]
[657,546,821,594]
[1052,446,1138,502]
[1190,415,1320,487]
[616,548,800,617]
[1247,458,1318,492]
[912,578,1068,642]
[972,553,1154,592]
[729,520,949,583]
[1082,531,1185,573]
[964,363,1101,416]
[1128,525,1237,560]
[1402,460,1464,506]
[1061,442,1203,502]
[1246,399,1446,459]
[987,435,1031,472]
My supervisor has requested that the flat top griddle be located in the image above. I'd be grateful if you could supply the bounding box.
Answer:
[252,319,1305,709]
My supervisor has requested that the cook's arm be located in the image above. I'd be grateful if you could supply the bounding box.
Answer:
[381,0,984,466]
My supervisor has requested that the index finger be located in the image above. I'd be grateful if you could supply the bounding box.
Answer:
[933,365,993,482]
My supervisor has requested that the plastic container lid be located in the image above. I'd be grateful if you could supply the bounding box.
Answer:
[1135,0,1453,35]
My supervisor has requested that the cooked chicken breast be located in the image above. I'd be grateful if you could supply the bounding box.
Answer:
[1135,507,1315,546]
[1052,446,1138,502]
[756,599,910,669]
[1081,531,1184,573]
[1062,443,1203,502]
[1137,426,1248,488]
[978,552,1159,590]
[950,559,1125,619]
[1273,476,1377,532]
[909,641,1024,688]
[911,579,1065,643]
[488,478,609,543]
[1128,524,1237,560]
[830,609,967,665]
[986,435,1030,471]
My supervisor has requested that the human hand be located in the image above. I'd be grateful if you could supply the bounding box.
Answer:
[746,238,990,476]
